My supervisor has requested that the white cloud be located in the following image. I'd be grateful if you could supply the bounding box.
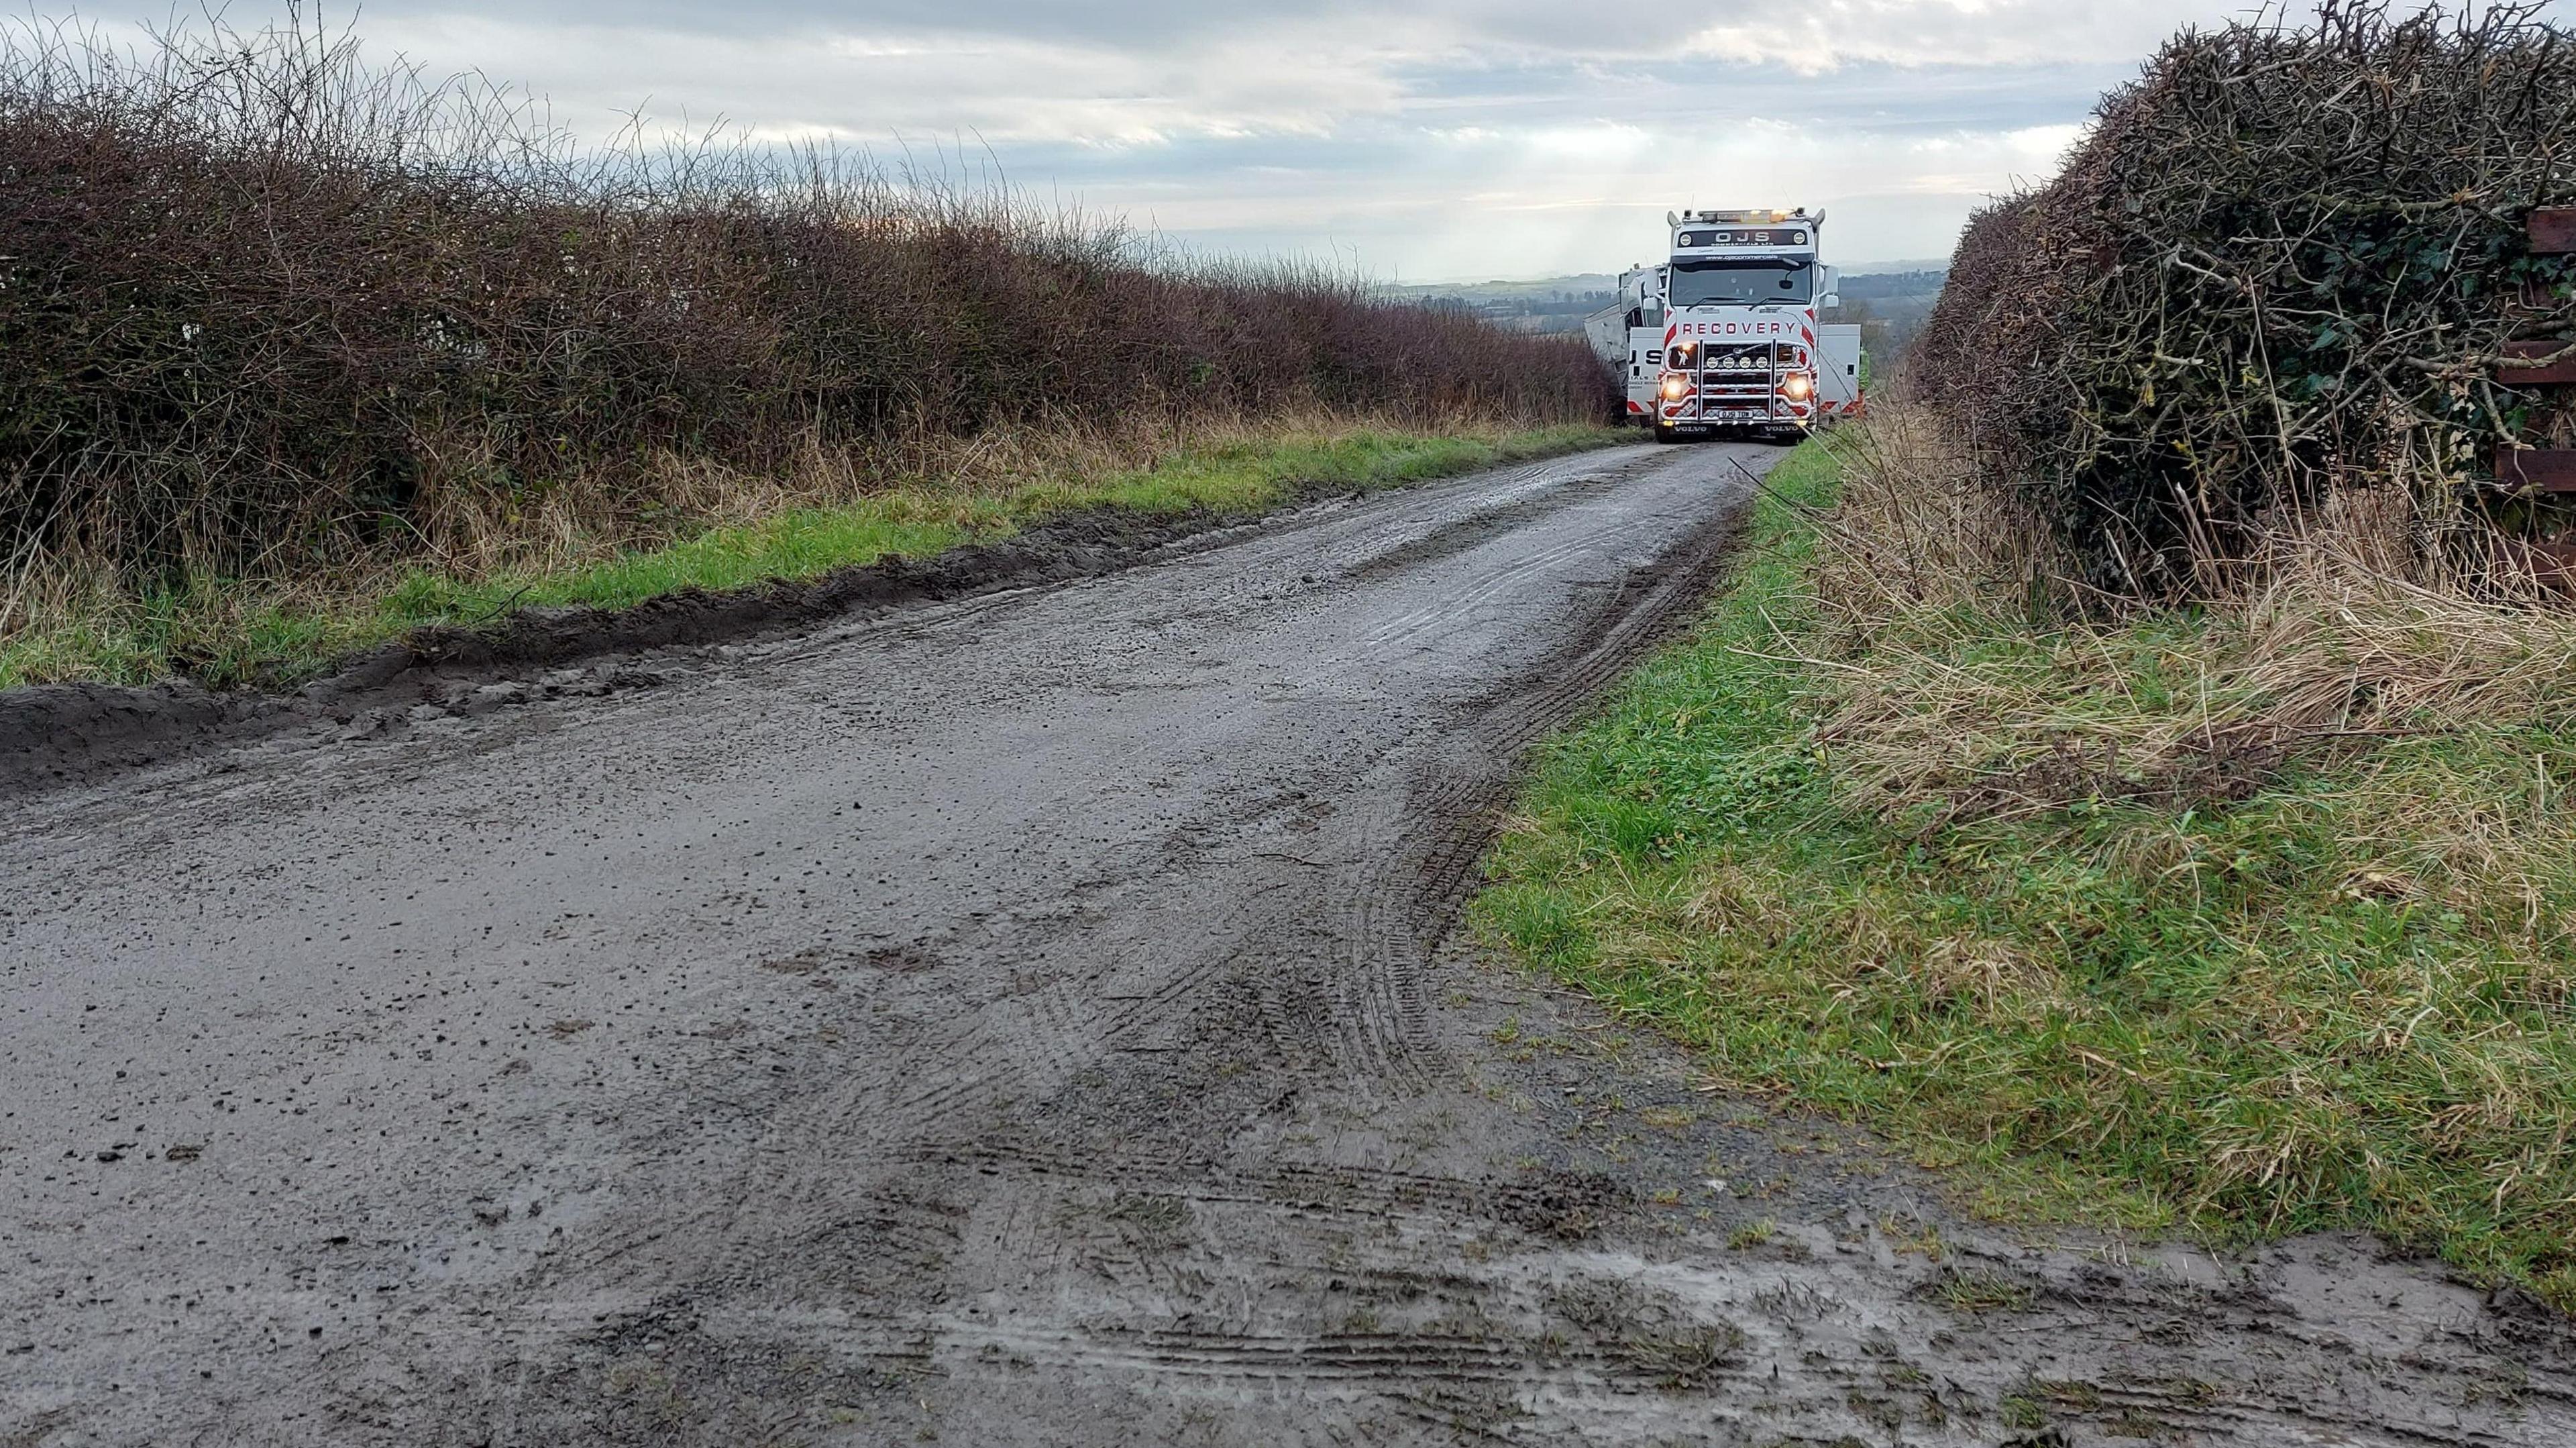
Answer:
[351,13,1411,146]
[1678,0,2284,70]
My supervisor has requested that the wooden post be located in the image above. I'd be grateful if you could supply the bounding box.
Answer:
[2497,448,2576,492]
[2489,213,2571,501]
[2532,208,2576,255]
[2501,340,2576,386]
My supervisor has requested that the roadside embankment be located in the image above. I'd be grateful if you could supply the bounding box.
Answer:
[2,421,1619,692]
[1479,409,2576,1307]
[0,421,1623,794]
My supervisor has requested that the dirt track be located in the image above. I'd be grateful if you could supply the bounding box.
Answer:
[5,442,2571,1447]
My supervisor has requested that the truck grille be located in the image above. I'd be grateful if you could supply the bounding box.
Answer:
[1699,344,1792,373]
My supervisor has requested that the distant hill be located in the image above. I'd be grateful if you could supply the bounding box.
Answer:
[1380,274,1623,303]
[1385,264,1949,350]
[1385,259,1948,301]
[1823,268,1947,360]
[1383,276,1623,337]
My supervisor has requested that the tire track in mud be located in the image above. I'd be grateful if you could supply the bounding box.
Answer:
[1330,493,1760,1100]
[1301,486,1758,1114]
[1332,449,1672,586]
[6,442,2573,1447]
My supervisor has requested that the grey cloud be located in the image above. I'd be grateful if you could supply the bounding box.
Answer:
[346,0,1719,48]
[34,0,2341,60]
[30,1,2558,279]
[1389,56,2131,135]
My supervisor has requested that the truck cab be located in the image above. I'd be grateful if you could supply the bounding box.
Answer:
[1654,209,1839,443]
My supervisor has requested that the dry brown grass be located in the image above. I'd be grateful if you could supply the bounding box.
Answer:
[0,406,1199,646]
[1794,403,2576,834]
[3,409,1609,689]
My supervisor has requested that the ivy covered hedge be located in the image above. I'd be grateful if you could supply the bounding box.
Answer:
[1914,1,2576,596]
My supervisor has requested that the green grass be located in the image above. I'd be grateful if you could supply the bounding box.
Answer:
[2,423,1618,690]
[1478,433,2576,1304]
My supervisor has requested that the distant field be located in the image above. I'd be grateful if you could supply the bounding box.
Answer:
[1383,266,1949,347]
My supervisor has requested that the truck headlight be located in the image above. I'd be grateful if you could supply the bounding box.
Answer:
[1660,376,1688,401]
[1780,373,1815,401]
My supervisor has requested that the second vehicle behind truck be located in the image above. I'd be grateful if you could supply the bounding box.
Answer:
[1582,264,1670,423]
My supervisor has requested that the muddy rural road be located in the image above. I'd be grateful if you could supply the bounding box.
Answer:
[5,442,2572,1446]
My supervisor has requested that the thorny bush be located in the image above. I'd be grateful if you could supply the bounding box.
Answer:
[1913,1,2576,599]
[0,15,1611,589]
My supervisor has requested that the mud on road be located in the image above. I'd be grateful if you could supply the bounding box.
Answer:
[5,442,2571,1446]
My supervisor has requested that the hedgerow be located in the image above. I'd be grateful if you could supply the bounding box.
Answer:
[0,16,1610,590]
[1913,1,2576,596]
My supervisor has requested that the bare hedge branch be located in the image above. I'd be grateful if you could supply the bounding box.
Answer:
[1913,0,2576,599]
[0,12,1613,586]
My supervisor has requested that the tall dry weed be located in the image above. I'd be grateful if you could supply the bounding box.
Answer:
[1795,404,2576,843]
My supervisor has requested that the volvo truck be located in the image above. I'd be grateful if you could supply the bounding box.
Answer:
[1652,208,1841,442]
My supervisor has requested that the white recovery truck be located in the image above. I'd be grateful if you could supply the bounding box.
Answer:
[1582,265,1670,423]
[1650,207,1862,442]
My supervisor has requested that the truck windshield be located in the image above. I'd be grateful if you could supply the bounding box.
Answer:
[1669,257,1813,306]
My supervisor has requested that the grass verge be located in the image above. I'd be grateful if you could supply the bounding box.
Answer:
[1477,423,2576,1305]
[2,422,1619,692]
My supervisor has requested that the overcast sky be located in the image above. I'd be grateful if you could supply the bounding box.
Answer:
[30,1,2576,279]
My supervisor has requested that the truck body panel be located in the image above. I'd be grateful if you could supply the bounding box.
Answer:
[1818,324,1863,417]
[1582,265,1668,422]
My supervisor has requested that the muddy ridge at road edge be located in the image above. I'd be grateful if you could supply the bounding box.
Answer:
[0,474,1524,798]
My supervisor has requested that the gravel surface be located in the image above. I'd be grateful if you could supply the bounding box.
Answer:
[5,440,2570,1445]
